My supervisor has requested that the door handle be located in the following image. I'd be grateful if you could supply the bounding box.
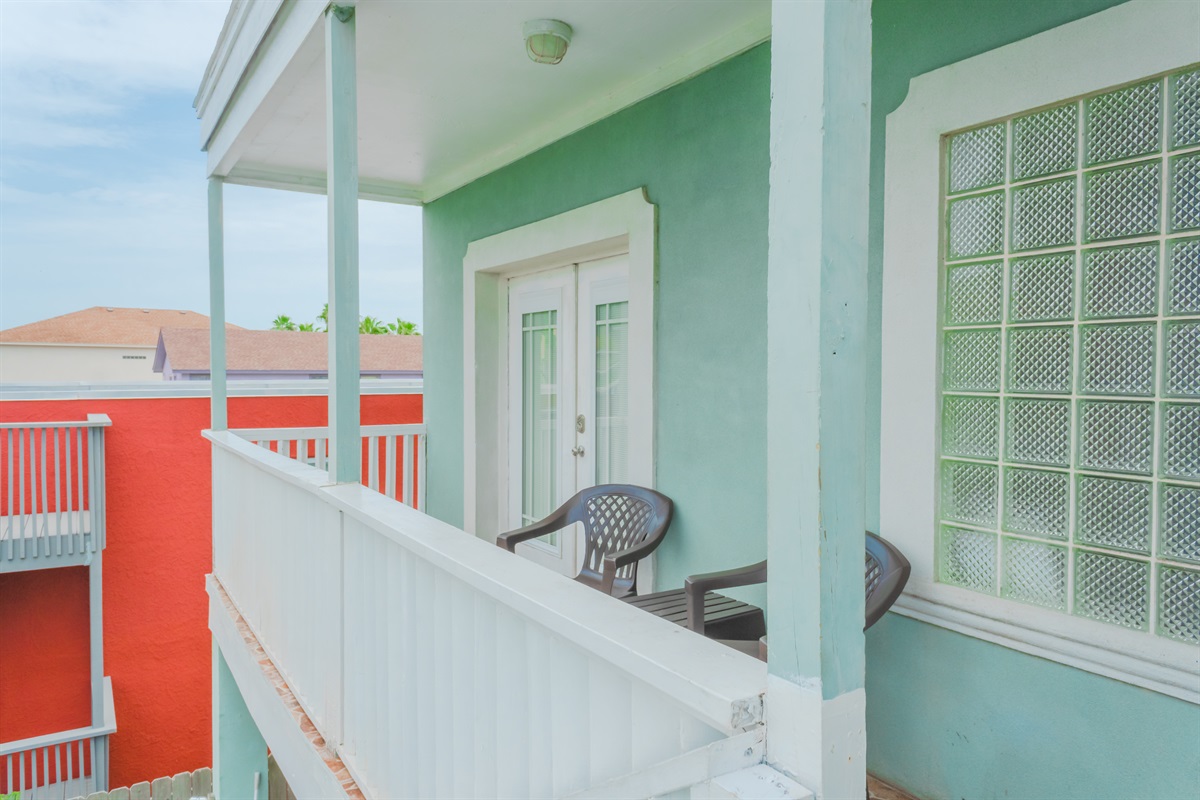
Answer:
[571,446,585,457]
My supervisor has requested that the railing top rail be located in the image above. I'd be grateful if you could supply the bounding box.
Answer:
[0,414,112,430]
[0,677,116,755]
[207,430,765,734]
[229,423,426,441]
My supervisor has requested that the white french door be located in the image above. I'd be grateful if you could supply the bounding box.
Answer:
[507,255,631,576]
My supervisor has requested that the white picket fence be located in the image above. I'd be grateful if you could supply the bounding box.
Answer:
[67,767,212,800]
[230,424,426,510]
[207,430,767,799]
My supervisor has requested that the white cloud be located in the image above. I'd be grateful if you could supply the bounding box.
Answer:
[0,0,230,149]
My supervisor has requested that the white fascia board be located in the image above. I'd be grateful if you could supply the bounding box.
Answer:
[224,164,423,205]
[204,0,327,178]
[421,12,771,202]
[196,0,285,144]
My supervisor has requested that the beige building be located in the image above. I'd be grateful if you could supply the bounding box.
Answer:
[0,307,241,383]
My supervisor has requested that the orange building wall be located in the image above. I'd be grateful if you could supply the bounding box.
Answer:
[0,393,421,787]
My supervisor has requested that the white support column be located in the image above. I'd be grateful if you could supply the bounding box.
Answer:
[208,177,228,431]
[326,3,361,484]
[765,1,872,798]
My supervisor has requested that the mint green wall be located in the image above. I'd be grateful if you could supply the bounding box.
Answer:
[423,45,771,591]
[865,2,1199,798]
[866,616,1200,799]
[421,6,1198,799]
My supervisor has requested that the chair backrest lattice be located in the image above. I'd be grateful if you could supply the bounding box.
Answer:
[580,493,656,579]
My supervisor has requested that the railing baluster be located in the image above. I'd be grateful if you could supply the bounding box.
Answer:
[17,426,27,559]
[53,427,63,557]
[417,434,427,511]
[75,427,85,556]
[316,438,327,471]
[4,753,11,794]
[65,734,73,784]
[385,435,397,500]
[18,746,25,794]
[54,741,62,788]
[5,428,13,561]
[42,743,50,792]
[368,436,380,493]
[402,435,414,509]
[39,427,50,558]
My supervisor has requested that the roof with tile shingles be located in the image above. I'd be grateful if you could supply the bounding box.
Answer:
[155,328,423,373]
[0,306,242,346]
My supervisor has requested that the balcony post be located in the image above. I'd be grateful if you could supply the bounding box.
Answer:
[213,644,267,800]
[765,0,871,797]
[325,3,361,484]
[208,177,228,431]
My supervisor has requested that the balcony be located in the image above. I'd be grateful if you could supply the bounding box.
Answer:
[208,430,772,799]
[1,416,110,572]
[0,679,116,800]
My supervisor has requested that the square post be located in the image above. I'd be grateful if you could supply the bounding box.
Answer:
[765,1,872,797]
[208,177,228,431]
[326,3,361,484]
[213,643,267,800]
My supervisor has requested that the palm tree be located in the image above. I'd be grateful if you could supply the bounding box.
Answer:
[316,303,329,333]
[271,314,297,331]
[359,315,388,334]
[387,318,420,335]
[297,322,315,332]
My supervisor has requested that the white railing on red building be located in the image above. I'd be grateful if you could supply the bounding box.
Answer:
[0,415,110,570]
[230,423,426,510]
[0,678,116,800]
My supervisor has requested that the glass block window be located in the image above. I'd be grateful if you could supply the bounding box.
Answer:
[938,67,1200,643]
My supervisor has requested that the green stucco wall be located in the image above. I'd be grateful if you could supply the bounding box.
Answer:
[866,2,1199,799]
[423,44,771,592]
[422,4,1198,799]
[866,615,1200,799]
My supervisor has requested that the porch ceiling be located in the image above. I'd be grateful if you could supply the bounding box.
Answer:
[200,0,771,203]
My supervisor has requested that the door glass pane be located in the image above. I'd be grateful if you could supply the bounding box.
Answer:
[522,310,559,541]
[595,301,629,484]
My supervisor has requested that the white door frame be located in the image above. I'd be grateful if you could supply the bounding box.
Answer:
[463,189,657,563]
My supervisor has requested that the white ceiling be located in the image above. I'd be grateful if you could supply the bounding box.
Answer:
[222,0,771,202]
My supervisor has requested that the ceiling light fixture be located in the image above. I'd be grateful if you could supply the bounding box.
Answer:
[523,19,572,65]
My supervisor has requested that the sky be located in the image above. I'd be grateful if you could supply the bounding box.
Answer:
[0,0,423,333]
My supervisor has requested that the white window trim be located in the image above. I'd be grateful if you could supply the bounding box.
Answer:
[462,189,657,550]
[880,0,1200,704]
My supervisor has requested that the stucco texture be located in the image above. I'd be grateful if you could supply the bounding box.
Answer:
[423,44,771,592]
[0,392,421,788]
[422,2,1199,798]
[865,2,1199,798]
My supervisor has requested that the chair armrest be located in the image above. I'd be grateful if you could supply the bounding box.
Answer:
[683,561,767,635]
[599,534,669,594]
[495,507,571,553]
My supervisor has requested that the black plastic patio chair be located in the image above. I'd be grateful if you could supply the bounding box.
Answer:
[681,531,911,658]
[496,484,673,598]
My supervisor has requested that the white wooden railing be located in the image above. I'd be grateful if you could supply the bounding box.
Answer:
[207,431,767,799]
[1,415,110,569]
[230,424,426,510]
[0,677,116,800]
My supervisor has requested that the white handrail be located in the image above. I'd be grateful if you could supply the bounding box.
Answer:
[207,430,765,799]
[0,415,112,430]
